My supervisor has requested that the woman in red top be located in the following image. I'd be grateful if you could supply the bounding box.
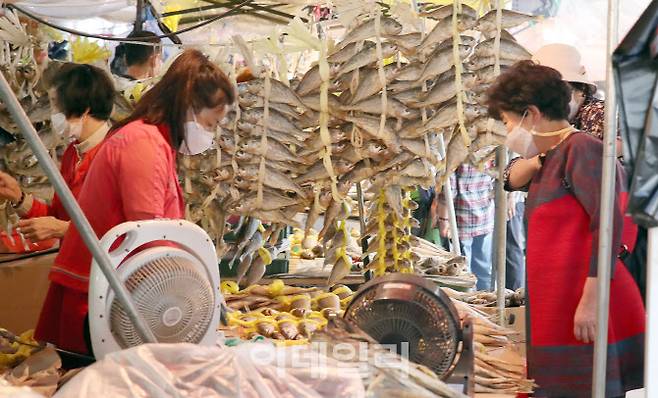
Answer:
[0,63,114,246]
[487,61,644,397]
[35,49,235,354]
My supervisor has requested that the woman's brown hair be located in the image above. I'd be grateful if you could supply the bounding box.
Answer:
[112,49,235,148]
[487,60,571,121]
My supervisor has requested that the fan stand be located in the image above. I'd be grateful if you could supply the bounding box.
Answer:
[445,317,474,397]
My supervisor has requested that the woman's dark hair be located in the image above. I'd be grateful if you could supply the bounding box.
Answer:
[112,49,235,149]
[53,63,115,121]
[124,30,161,67]
[569,81,596,98]
[487,60,571,121]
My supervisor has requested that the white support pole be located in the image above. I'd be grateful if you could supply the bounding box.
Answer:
[592,0,619,395]
[646,227,658,397]
[494,147,508,319]
[492,0,507,321]
[437,134,461,256]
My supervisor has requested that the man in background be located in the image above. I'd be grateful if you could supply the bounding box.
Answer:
[111,30,161,91]
[435,163,495,291]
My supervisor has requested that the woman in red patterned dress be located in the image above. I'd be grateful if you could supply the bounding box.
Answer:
[487,60,644,397]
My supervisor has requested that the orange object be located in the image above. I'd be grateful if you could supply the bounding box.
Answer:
[236,67,255,83]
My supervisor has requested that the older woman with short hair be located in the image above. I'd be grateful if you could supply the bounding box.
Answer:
[487,60,644,398]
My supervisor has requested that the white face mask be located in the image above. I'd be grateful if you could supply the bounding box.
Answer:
[50,112,67,136]
[568,94,580,120]
[180,113,216,155]
[505,112,540,159]
[68,116,84,139]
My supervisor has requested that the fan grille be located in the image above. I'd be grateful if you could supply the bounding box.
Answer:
[110,255,215,349]
[345,286,460,378]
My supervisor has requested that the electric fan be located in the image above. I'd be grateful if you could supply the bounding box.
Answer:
[344,273,473,394]
[89,219,223,359]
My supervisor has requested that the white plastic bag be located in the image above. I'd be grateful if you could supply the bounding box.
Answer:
[54,343,364,398]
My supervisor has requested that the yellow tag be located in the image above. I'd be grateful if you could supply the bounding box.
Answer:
[268,279,285,297]
[258,247,273,265]
[221,281,240,295]
[162,4,183,31]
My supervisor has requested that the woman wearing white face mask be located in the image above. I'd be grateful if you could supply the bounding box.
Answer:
[487,60,644,397]
[504,44,622,192]
[0,63,113,247]
[33,49,235,355]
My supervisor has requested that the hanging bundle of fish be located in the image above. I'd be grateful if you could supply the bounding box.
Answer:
[321,199,354,286]
[410,4,534,181]
[0,12,69,237]
[176,5,534,286]
[224,217,281,288]
[363,185,417,276]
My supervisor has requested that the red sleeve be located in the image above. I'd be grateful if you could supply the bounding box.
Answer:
[117,135,170,220]
[24,145,76,220]
[564,134,624,277]
[24,198,50,218]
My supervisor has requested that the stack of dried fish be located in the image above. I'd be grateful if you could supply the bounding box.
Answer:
[448,292,535,394]
[412,238,477,288]
[443,287,526,307]
[0,10,64,230]
[222,280,354,341]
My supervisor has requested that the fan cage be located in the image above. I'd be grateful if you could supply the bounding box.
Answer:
[345,284,460,378]
[109,255,215,349]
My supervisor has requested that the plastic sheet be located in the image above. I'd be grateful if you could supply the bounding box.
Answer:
[0,379,44,398]
[613,0,658,227]
[54,343,365,398]
[11,0,132,19]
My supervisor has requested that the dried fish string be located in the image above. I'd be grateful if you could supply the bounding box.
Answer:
[493,1,504,76]
[337,220,350,268]
[375,189,387,276]
[350,39,362,96]
[372,9,388,139]
[183,157,193,194]
[349,38,364,148]
[318,44,341,202]
[255,69,272,209]
[452,0,470,146]
[391,206,399,271]
[350,124,363,148]
[201,182,222,209]
[230,59,241,187]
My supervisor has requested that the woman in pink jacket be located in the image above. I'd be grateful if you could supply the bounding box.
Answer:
[35,49,235,354]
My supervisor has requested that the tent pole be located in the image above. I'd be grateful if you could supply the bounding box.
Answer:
[493,146,508,317]
[593,0,619,395]
[437,134,461,256]
[646,227,658,397]
[135,0,145,31]
[0,72,158,345]
[492,1,507,323]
